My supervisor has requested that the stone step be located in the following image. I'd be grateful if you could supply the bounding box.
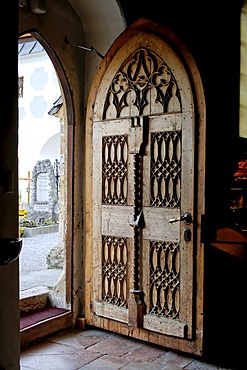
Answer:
[20,286,51,313]
[20,286,73,349]
[20,309,73,349]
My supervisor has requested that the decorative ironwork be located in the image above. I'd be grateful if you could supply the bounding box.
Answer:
[131,153,142,291]
[149,240,180,319]
[102,235,128,307]
[150,130,181,207]
[102,135,128,204]
[103,48,181,119]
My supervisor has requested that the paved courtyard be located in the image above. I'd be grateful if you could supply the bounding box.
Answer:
[19,232,63,292]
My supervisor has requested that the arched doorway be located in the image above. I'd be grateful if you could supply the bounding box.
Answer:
[85,19,206,356]
[18,32,73,311]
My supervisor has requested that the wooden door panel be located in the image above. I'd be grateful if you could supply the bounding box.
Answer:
[95,301,128,323]
[102,206,180,240]
[93,118,133,324]
[92,112,193,339]
[139,111,194,339]
[102,205,133,237]
[86,26,203,351]
[142,206,180,241]
[143,315,187,338]
[93,233,132,323]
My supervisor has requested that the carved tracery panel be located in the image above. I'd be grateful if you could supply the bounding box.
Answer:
[102,135,128,205]
[103,48,182,119]
[102,236,128,307]
[149,240,180,319]
[150,130,181,208]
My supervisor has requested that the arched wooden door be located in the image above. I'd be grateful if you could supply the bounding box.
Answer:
[85,19,205,356]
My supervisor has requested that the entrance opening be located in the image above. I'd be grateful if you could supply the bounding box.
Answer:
[18,33,72,320]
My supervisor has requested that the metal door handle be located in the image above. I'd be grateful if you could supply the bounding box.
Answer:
[168,212,192,225]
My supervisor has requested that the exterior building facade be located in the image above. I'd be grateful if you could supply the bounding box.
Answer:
[18,38,61,204]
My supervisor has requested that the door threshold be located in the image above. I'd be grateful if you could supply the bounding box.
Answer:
[20,307,73,349]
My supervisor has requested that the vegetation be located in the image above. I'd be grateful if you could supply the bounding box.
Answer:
[19,209,58,237]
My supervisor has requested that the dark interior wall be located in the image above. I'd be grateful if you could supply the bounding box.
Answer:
[117,7,246,365]
[0,2,20,369]
[204,244,245,368]
[120,0,245,230]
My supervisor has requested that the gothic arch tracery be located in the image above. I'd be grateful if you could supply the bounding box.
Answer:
[103,48,182,119]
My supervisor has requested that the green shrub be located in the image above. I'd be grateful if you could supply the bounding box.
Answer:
[19,219,37,228]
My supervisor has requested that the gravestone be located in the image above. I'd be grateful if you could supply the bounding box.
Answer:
[27,159,59,224]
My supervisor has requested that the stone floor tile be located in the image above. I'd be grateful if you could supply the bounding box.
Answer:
[20,351,102,370]
[48,328,111,349]
[153,350,195,368]
[122,342,166,362]
[21,340,80,356]
[184,359,233,370]
[88,337,140,356]
[120,359,166,369]
[78,354,131,369]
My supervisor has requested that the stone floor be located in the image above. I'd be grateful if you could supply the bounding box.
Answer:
[19,233,243,370]
[20,327,237,370]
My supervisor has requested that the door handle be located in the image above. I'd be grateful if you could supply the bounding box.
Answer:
[168,212,192,225]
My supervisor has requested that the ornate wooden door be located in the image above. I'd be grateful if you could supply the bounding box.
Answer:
[86,21,205,355]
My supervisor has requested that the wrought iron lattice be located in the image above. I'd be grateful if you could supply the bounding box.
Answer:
[102,135,128,204]
[149,240,180,319]
[102,235,128,307]
[103,48,182,119]
[150,130,181,207]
